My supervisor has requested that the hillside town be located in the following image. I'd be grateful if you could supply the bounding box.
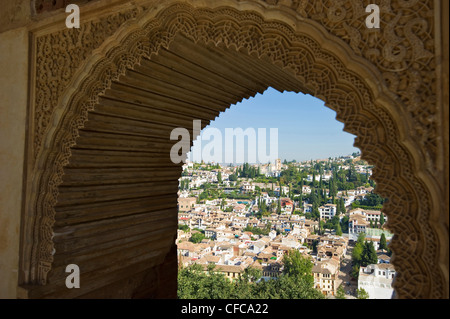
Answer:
[176,154,395,299]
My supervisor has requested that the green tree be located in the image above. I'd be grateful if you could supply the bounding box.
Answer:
[335,222,343,236]
[249,273,323,299]
[347,164,357,183]
[178,224,190,232]
[360,193,385,207]
[282,250,314,286]
[340,215,349,233]
[338,197,346,215]
[220,198,226,210]
[351,232,366,278]
[241,266,262,283]
[351,264,360,280]
[336,285,346,299]
[178,256,324,299]
[352,242,363,267]
[380,212,385,227]
[357,288,370,299]
[311,171,315,187]
[189,232,205,244]
[356,232,366,245]
[361,241,378,266]
[379,233,388,251]
[178,264,236,299]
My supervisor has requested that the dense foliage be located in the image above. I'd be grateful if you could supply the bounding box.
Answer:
[352,193,385,211]
[189,232,206,244]
[178,250,324,299]
[243,223,272,236]
[350,232,378,279]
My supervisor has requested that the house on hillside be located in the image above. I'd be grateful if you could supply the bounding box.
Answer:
[178,197,197,212]
[312,259,341,297]
[319,204,337,220]
[358,263,396,299]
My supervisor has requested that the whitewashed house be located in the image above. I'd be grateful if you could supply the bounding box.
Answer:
[358,263,396,299]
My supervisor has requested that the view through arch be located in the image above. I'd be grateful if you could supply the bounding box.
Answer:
[12,1,447,299]
[177,88,393,299]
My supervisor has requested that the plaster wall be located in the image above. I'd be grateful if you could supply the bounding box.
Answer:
[0,27,29,298]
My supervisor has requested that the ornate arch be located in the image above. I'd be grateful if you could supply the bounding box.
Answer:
[22,0,447,298]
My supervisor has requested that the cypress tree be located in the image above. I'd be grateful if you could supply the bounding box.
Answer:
[335,222,343,236]
[361,241,378,266]
[312,171,316,187]
[380,233,388,251]
[339,198,346,215]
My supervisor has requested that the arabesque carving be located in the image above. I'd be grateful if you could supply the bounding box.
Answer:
[33,6,144,159]
[264,0,439,171]
[24,0,446,298]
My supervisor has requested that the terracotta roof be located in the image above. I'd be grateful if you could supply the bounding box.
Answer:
[177,241,196,251]
[378,254,391,262]
[376,263,395,270]
[210,264,245,273]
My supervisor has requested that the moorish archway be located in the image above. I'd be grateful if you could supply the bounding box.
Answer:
[15,0,448,298]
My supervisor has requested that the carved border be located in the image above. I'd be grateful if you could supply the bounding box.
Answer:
[24,1,445,298]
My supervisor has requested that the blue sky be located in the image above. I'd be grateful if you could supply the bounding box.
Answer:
[188,87,359,164]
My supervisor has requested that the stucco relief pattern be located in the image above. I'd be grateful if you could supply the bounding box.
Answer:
[28,1,444,298]
[33,6,144,160]
[261,0,437,167]
[33,1,437,167]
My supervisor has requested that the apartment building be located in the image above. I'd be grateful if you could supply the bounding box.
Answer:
[178,197,197,212]
[358,263,396,299]
[319,203,337,220]
[348,213,369,241]
[312,259,341,296]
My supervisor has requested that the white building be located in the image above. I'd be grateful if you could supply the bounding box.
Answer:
[302,185,312,194]
[261,162,281,177]
[358,263,396,299]
[274,186,289,196]
[303,203,313,213]
[182,161,194,170]
[259,193,277,205]
[319,204,337,220]
[190,176,207,188]
[275,159,282,171]
[348,213,368,241]
[306,174,321,182]
[241,182,255,193]
[350,208,387,224]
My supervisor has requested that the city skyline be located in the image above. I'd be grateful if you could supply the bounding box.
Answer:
[188,87,360,164]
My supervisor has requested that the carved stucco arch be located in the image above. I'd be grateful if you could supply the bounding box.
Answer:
[22,0,447,298]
